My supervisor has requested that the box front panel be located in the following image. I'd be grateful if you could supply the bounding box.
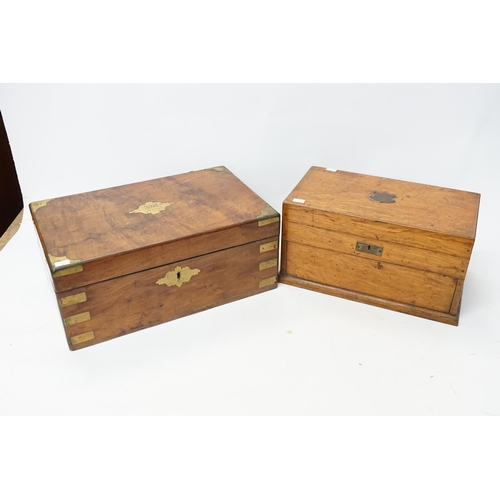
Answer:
[284,220,469,279]
[283,204,474,259]
[56,236,279,349]
[49,218,280,293]
[284,241,456,313]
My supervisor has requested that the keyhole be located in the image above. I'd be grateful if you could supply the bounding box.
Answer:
[367,245,371,250]
[177,271,181,280]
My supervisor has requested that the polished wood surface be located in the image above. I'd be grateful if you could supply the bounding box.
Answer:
[280,167,480,325]
[284,167,480,239]
[279,274,460,326]
[285,241,456,313]
[283,219,469,278]
[58,236,279,350]
[30,167,280,349]
[51,217,278,293]
[283,205,474,257]
[31,166,279,292]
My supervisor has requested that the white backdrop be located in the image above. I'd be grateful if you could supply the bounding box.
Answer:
[1,84,499,415]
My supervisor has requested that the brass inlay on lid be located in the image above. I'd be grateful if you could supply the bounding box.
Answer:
[369,191,397,203]
[156,266,200,288]
[260,241,278,253]
[259,259,277,271]
[259,276,277,288]
[59,292,87,308]
[70,331,95,346]
[63,311,91,327]
[130,201,173,215]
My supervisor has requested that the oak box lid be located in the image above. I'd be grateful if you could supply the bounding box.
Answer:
[284,167,480,256]
[30,166,279,292]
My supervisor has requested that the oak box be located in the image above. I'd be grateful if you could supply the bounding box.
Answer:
[30,166,280,349]
[279,167,480,325]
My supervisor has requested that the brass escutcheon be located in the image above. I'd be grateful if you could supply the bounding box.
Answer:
[156,266,200,287]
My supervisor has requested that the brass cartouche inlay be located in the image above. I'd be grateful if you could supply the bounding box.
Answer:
[130,201,173,215]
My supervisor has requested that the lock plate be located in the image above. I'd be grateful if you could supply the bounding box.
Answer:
[156,265,200,287]
[356,242,383,256]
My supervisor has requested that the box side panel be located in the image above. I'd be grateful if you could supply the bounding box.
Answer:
[283,241,456,313]
[56,235,279,350]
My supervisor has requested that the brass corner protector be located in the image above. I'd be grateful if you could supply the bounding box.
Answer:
[212,166,229,172]
[30,199,53,214]
[48,254,83,277]
[257,204,280,227]
[258,203,279,219]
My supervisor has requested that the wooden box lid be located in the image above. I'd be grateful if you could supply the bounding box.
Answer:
[30,166,279,293]
[284,167,480,256]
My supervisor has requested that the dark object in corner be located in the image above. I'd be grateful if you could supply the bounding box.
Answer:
[0,111,23,251]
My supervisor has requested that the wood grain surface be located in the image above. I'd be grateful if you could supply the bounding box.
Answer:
[284,167,480,239]
[283,204,475,258]
[284,241,456,312]
[279,274,460,326]
[283,219,469,278]
[58,236,279,350]
[30,166,280,292]
[280,167,480,325]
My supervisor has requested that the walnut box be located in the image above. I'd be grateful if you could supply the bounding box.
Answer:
[30,166,280,350]
[279,167,480,325]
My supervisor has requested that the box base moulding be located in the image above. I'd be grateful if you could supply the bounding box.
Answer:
[279,273,460,326]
